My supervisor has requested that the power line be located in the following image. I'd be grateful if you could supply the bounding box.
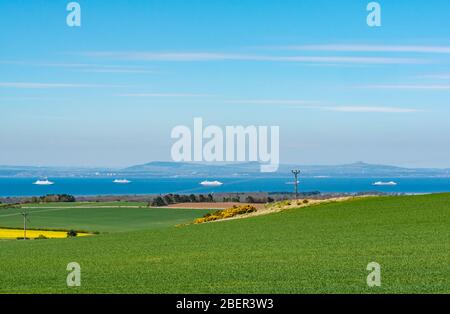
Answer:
[291,170,301,200]
[7,205,32,240]
[19,209,31,240]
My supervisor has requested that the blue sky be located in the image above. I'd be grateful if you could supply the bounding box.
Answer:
[1,0,450,168]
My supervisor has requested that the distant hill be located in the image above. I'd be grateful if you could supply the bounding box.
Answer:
[1,162,449,178]
[121,161,450,178]
[123,161,264,177]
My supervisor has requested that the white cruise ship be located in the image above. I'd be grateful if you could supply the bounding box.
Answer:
[200,180,223,187]
[113,179,131,184]
[33,178,54,185]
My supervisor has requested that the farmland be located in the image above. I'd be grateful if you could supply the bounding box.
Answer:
[0,202,208,233]
[0,228,91,239]
[0,194,449,293]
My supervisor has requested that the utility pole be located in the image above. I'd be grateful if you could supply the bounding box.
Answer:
[21,211,28,240]
[291,170,301,200]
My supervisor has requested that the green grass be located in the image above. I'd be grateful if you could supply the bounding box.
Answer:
[0,194,449,293]
[0,203,209,233]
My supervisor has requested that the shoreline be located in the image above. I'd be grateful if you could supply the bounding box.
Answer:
[0,191,406,204]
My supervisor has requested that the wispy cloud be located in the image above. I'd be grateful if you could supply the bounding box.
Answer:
[320,106,421,113]
[270,44,450,54]
[0,82,87,89]
[81,51,424,65]
[78,68,154,74]
[41,63,155,74]
[418,73,450,80]
[117,93,211,98]
[0,61,155,74]
[227,99,318,105]
[0,96,69,101]
[0,82,124,89]
[362,84,450,90]
[226,99,420,113]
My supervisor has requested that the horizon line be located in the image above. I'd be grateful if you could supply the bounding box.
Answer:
[1,161,449,170]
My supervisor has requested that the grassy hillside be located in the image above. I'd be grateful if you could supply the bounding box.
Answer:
[0,194,449,293]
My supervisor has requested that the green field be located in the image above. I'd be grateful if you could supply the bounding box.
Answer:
[0,202,207,233]
[0,194,449,293]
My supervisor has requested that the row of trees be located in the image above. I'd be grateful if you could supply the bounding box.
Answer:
[241,195,275,204]
[150,193,214,206]
[150,194,275,206]
[28,194,76,203]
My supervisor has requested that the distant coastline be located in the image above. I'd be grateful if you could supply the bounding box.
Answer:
[1,161,450,179]
[0,191,391,205]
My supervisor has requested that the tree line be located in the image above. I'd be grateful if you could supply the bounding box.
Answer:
[150,193,214,206]
[150,193,274,206]
[28,194,76,203]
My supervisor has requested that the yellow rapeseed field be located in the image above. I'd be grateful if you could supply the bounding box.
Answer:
[0,228,90,239]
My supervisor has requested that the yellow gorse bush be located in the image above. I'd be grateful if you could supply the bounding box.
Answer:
[194,205,257,224]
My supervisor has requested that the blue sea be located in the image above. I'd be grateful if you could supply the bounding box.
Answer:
[0,177,450,197]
